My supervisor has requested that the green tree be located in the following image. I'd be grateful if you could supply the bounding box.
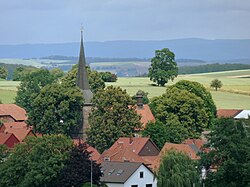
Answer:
[61,65,105,93]
[15,69,57,112]
[12,67,37,81]
[0,66,8,79]
[0,135,73,187]
[142,120,168,149]
[53,143,102,187]
[27,83,84,136]
[100,71,117,82]
[87,86,142,153]
[148,48,178,86]
[170,80,216,128]
[0,144,8,163]
[50,68,65,80]
[150,87,209,143]
[210,78,223,91]
[200,118,250,187]
[157,150,199,187]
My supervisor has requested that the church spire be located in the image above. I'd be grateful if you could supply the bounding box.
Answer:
[76,27,93,104]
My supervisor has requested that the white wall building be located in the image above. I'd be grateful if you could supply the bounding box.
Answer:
[101,161,157,187]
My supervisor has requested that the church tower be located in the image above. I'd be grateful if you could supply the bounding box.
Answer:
[76,28,93,140]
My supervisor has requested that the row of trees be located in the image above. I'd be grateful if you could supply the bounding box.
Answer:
[0,135,102,187]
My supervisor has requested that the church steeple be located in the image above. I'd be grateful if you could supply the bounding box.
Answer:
[76,27,93,104]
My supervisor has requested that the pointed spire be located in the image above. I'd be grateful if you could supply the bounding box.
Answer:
[76,27,93,104]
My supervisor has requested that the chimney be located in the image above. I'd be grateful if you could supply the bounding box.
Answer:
[136,91,143,108]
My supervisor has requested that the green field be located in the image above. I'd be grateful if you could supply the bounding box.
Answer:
[1,69,250,109]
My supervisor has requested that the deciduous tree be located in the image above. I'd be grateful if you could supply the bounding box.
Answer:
[142,120,167,149]
[157,150,199,187]
[87,86,142,153]
[27,83,83,136]
[210,78,222,91]
[170,80,216,128]
[53,143,102,187]
[150,87,208,143]
[200,118,250,187]
[0,66,8,79]
[0,135,73,187]
[15,69,57,112]
[148,48,178,86]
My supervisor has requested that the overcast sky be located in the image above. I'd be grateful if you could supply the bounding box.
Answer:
[1,0,250,44]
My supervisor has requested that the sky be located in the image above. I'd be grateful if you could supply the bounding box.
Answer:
[0,0,250,44]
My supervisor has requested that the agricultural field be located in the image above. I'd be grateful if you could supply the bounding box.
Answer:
[1,69,250,109]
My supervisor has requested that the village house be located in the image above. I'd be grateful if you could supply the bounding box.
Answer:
[0,104,27,122]
[0,132,19,148]
[0,121,35,142]
[152,139,206,171]
[217,109,242,118]
[98,137,160,168]
[101,161,157,187]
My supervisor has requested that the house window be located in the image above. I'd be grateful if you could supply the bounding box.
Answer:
[131,185,138,187]
[140,171,144,178]
[146,184,152,187]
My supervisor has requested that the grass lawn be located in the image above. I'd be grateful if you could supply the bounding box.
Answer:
[1,69,250,109]
[0,89,17,103]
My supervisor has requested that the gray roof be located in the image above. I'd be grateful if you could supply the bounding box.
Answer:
[100,162,144,183]
[76,30,93,104]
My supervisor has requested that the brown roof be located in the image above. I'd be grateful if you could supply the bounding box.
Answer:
[135,104,155,128]
[73,139,101,161]
[217,109,242,118]
[0,104,27,121]
[2,122,33,142]
[109,137,152,155]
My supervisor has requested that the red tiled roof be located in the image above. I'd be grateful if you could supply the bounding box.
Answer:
[183,139,206,150]
[99,137,159,168]
[162,143,200,160]
[0,104,27,121]
[98,146,145,164]
[0,132,13,144]
[135,105,155,128]
[152,142,200,171]
[109,137,150,155]
[72,139,101,161]
[2,122,33,142]
[0,132,20,148]
[217,109,242,118]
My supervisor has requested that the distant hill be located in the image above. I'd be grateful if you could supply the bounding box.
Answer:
[1,38,250,61]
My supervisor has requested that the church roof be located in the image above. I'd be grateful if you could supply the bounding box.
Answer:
[76,29,93,104]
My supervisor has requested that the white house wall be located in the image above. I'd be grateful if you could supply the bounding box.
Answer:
[106,183,124,187]
[124,165,157,187]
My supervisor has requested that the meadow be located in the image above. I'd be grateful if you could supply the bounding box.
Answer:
[0,69,250,109]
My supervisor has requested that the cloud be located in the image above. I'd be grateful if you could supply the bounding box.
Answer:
[0,0,249,44]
